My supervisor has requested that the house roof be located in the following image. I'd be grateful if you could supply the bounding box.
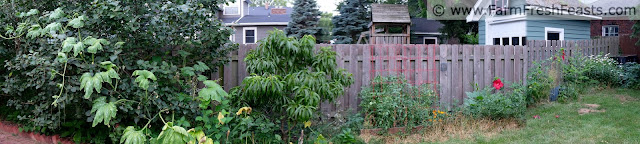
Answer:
[236,15,290,23]
[525,0,587,8]
[589,0,640,9]
[224,6,292,26]
[411,18,443,33]
[371,4,411,23]
[467,0,602,21]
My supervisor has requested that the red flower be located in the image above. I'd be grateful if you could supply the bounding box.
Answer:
[533,115,540,119]
[492,78,504,90]
[555,115,559,118]
[562,50,566,60]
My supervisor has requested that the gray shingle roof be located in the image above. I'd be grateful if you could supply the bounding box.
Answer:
[224,7,292,24]
[589,0,640,9]
[236,15,291,23]
[411,18,443,33]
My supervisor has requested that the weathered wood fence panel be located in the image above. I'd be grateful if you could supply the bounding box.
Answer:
[217,37,618,114]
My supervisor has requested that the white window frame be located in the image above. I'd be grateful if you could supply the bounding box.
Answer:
[544,27,564,41]
[223,1,240,15]
[423,37,438,44]
[493,0,509,11]
[230,28,236,42]
[243,27,257,44]
[602,25,619,36]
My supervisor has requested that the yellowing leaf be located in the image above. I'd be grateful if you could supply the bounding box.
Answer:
[217,112,225,125]
[304,121,311,128]
[236,107,251,115]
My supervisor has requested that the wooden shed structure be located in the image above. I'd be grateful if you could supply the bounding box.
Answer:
[369,4,411,44]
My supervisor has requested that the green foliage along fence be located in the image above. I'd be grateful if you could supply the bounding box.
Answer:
[216,37,619,114]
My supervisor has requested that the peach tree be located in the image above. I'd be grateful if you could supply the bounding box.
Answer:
[232,30,353,141]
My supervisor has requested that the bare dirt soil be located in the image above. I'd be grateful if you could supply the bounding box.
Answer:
[0,130,41,144]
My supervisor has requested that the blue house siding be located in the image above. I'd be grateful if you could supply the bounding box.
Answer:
[479,20,485,45]
[526,20,591,40]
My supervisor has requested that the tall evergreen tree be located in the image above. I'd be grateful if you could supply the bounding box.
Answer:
[332,0,369,44]
[285,0,321,38]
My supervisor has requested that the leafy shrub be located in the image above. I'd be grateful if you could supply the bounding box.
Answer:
[359,76,438,129]
[0,2,239,143]
[331,129,365,144]
[621,62,640,89]
[525,62,554,105]
[557,84,579,103]
[231,29,353,142]
[580,54,622,86]
[464,79,526,119]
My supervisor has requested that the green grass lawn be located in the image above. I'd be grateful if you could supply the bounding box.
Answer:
[436,88,640,144]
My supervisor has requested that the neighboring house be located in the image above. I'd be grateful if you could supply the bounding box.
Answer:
[589,0,640,56]
[410,18,444,44]
[218,0,292,44]
[467,0,600,45]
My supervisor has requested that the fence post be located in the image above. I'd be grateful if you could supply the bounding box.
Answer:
[439,45,451,110]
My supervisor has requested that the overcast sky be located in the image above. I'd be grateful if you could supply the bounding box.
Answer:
[317,0,340,13]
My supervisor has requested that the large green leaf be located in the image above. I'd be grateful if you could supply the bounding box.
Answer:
[67,15,85,28]
[87,41,103,54]
[56,52,67,63]
[156,122,190,144]
[100,61,120,80]
[121,126,146,144]
[90,97,118,127]
[43,22,62,34]
[80,71,119,99]
[80,73,97,99]
[25,9,39,16]
[26,24,41,38]
[133,70,157,90]
[73,42,84,56]
[198,80,227,102]
[61,37,77,52]
[193,61,210,72]
[48,8,64,20]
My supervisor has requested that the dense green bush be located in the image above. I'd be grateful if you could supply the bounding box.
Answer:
[557,83,579,103]
[359,76,439,129]
[621,62,640,89]
[230,29,353,142]
[0,1,238,143]
[564,54,622,86]
[525,62,554,105]
[464,80,526,119]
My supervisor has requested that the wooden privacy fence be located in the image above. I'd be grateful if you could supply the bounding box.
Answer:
[213,38,618,114]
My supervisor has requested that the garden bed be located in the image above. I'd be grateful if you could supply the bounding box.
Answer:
[0,120,74,144]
